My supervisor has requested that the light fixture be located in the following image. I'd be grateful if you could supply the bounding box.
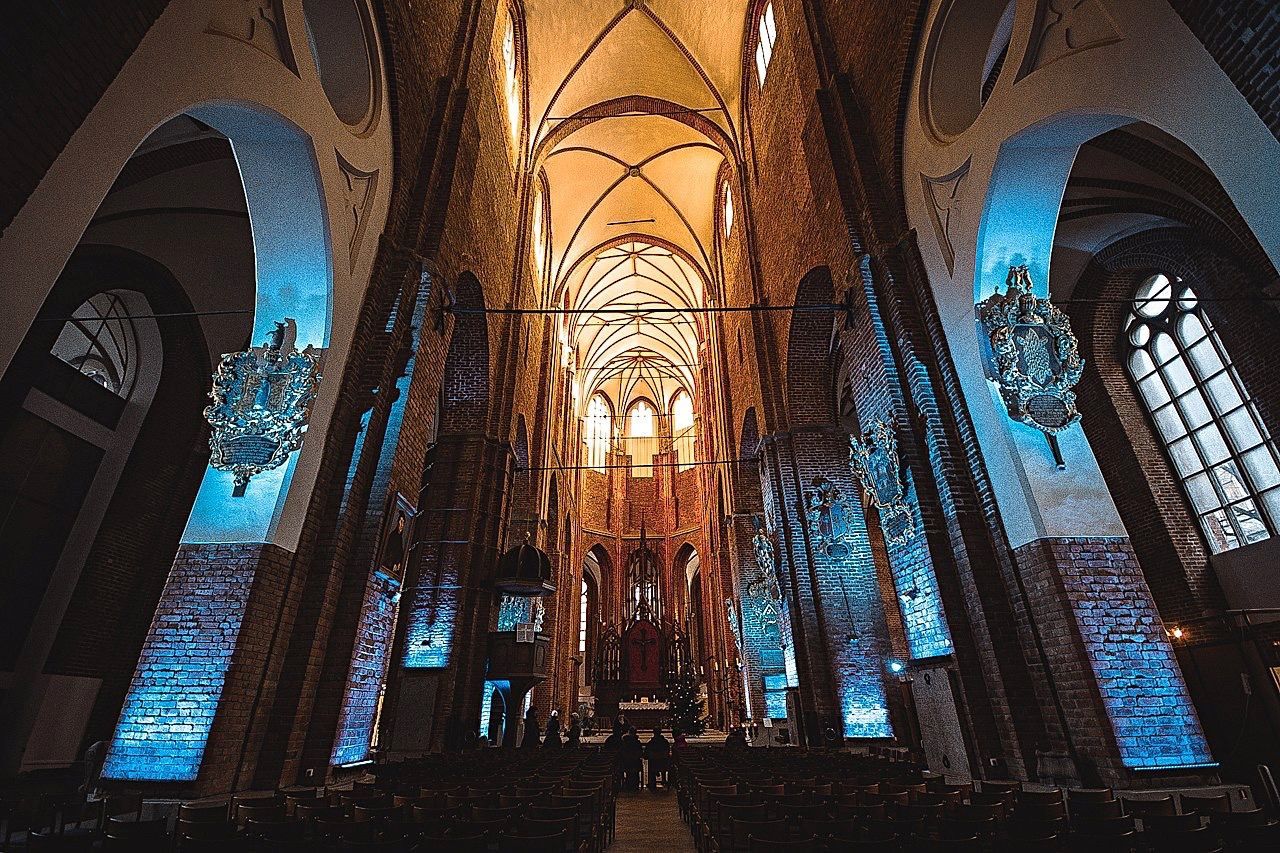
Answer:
[1170,626,1185,640]
[887,659,905,675]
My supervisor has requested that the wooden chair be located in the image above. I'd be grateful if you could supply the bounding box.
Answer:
[1067,788,1114,804]
[749,836,817,852]
[498,830,567,853]
[731,817,788,853]
[1018,788,1064,805]
[1120,795,1176,818]
[1182,793,1230,815]
[1070,798,1125,821]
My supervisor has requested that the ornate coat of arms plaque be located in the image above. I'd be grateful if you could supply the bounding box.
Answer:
[205,318,322,494]
[849,420,916,547]
[977,265,1084,435]
[806,476,854,559]
[747,516,782,602]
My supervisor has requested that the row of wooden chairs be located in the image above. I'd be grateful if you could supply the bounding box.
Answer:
[674,748,1278,853]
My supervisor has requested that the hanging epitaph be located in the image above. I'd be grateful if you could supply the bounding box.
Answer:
[977,265,1084,435]
[849,420,916,547]
[806,476,854,559]
[205,318,322,494]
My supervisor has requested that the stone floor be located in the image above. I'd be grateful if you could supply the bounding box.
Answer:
[611,787,696,852]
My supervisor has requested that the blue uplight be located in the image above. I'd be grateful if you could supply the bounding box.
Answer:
[103,548,256,782]
[401,584,456,668]
[331,571,400,766]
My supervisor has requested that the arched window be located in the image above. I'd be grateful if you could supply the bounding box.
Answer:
[50,291,140,398]
[628,548,660,621]
[627,399,657,477]
[579,579,589,654]
[531,184,547,280]
[502,12,521,147]
[672,390,696,471]
[584,393,612,471]
[754,2,778,89]
[1126,273,1280,552]
[722,180,734,237]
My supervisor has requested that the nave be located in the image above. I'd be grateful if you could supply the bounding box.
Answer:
[3,1,1280,849]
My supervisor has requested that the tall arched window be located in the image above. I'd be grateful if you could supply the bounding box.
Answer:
[502,12,521,147]
[722,180,734,237]
[672,390,696,471]
[531,184,547,281]
[627,399,657,477]
[754,2,778,89]
[584,393,612,472]
[50,291,140,398]
[1126,273,1280,552]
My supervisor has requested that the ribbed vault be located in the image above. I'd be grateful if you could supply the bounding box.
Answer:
[526,0,752,415]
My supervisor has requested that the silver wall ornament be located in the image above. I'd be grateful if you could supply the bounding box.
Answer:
[977,265,1084,436]
[747,516,782,602]
[205,318,322,495]
[806,476,854,559]
[724,598,744,653]
[849,420,917,547]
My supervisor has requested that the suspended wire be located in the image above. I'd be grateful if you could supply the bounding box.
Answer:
[517,456,756,474]
[447,302,847,316]
[35,308,253,322]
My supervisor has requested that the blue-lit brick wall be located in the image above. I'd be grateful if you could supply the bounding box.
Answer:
[890,472,952,660]
[1015,537,1213,775]
[400,582,458,669]
[104,544,259,782]
[330,570,401,765]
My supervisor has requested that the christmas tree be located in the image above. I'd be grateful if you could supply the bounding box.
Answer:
[668,673,706,736]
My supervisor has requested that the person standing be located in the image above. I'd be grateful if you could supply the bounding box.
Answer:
[644,728,670,790]
[543,709,563,747]
[619,726,644,791]
[521,706,541,748]
[566,713,582,748]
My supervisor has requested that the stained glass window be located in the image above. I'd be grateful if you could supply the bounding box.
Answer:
[627,399,657,477]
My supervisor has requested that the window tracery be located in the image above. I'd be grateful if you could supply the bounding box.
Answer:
[1126,273,1280,552]
[50,291,140,398]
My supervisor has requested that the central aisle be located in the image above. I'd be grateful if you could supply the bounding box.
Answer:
[611,788,697,852]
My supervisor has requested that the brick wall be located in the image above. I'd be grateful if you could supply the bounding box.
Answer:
[1168,1,1280,138]
[1012,537,1213,784]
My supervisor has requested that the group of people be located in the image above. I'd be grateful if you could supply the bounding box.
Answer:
[519,707,583,749]
[603,716,687,791]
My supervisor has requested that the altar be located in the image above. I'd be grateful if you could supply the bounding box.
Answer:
[617,699,671,730]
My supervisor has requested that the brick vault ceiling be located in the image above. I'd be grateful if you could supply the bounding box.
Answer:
[526,0,751,413]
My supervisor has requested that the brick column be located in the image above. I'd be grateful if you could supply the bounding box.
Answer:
[760,429,898,744]
[103,542,294,795]
[1012,537,1213,786]
[382,434,510,755]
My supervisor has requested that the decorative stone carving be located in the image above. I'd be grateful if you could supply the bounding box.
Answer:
[977,265,1084,435]
[849,420,917,547]
[724,598,743,653]
[746,516,782,602]
[205,318,322,494]
[1020,0,1123,78]
[806,476,854,559]
[920,158,970,274]
[337,151,379,272]
[206,0,299,75]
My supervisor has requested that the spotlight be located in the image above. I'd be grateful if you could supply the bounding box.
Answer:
[1170,626,1185,640]
[887,659,906,675]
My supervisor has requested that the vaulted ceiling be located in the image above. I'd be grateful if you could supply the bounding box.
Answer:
[523,0,752,413]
